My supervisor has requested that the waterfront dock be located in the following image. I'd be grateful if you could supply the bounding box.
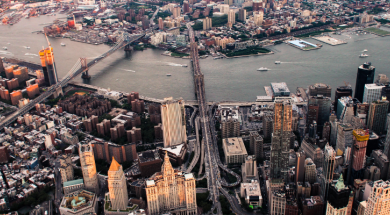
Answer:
[286,39,322,51]
[311,35,347,46]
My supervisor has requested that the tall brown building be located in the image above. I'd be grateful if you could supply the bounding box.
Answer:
[270,99,292,180]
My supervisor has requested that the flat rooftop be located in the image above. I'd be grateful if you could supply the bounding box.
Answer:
[223,137,247,155]
[138,150,161,163]
[288,40,317,48]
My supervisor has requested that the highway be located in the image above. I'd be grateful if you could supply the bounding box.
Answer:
[186,117,200,173]
[0,33,144,130]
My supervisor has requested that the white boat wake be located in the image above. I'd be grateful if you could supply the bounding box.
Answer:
[0,51,14,56]
[25,53,38,56]
[120,68,136,72]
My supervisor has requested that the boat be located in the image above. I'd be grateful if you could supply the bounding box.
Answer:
[182,64,188,67]
[2,47,7,50]
[362,49,368,52]
[257,67,268,71]
[166,74,171,76]
[275,61,281,64]
[61,43,66,46]
[359,53,369,58]
[26,47,30,49]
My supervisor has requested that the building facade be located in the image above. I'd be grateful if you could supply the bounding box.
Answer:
[355,62,375,102]
[161,97,187,148]
[79,143,99,194]
[270,99,292,180]
[249,131,263,160]
[60,154,74,183]
[145,152,197,215]
[107,157,128,210]
[364,180,390,215]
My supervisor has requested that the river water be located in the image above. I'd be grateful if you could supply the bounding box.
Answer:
[1,14,390,101]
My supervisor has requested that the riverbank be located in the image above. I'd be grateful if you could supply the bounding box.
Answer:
[225,51,274,59]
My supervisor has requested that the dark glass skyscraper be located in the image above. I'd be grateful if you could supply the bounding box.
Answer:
[354,62,375,103]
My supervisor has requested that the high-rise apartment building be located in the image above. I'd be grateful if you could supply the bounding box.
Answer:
[241,155,258,182]
[145,152,197,215]
[228,9,235,25]
[335,86,353,112]
[363,84,384,104]
[158,17,164,30]
[203,17,212,30]
[161,97,186,148]
[367,99,389,135]
[224,0,233,5]
[79,143,99,194]
[371,150,389,180]
[307,104,319,127]
[249,131,263,160]
[238,8,247,22]
[270,99,292,180]
[364,180,390,215]
[254,11,264,26]
[59,154,74,183]
[354,62,375,103]
[172,6,181,18]
[107,157,128,210]
[326,175,351,215]
[305,158,316,184]
[221,118,240,138]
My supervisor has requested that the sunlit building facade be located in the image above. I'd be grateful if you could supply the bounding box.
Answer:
[145,152,197,215]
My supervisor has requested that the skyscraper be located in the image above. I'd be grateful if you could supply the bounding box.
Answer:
[384,114,390,161]
[335,86,353,112]
[161,97,186,148]
[145,152,197,215]
[228,9,235,25]
[363,84,384,104]
[79,143,99,194]
[241,155,258,182]
[321,143,335,201]
[107,157,128,210]
[249,131,263,160]
[352,129,369,172]
[367,98,389,135]
[254,11,264,26]
[203,17,212,30]
[364,180,390,215]
[325,175,351,215]
[158,17,164,30]
[308,95,331,133]
[270,99,292,180]
[238,8,247,22]
[304,158,316,184]
[295,152,305,183]
[354,62,375,103]
[309,83,332,97]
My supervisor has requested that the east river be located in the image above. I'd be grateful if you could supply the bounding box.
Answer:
[1,14,390,101]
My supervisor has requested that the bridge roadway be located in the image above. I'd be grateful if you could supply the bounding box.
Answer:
[0,33,144,130]
[187,22,222,214]
[187,23,248,215]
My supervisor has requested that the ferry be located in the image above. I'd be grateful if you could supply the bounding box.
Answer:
[257,67,268,71]
[61,43,66,46]
[2,47,7,50]
[182,64,188,67]
[275,61,281,64]
[359,53,369,58]
[166,74,172,77]
[362,49,368,52]
[26,47,30,49]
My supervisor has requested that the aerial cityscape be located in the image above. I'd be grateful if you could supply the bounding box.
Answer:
[1,0,390,214]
